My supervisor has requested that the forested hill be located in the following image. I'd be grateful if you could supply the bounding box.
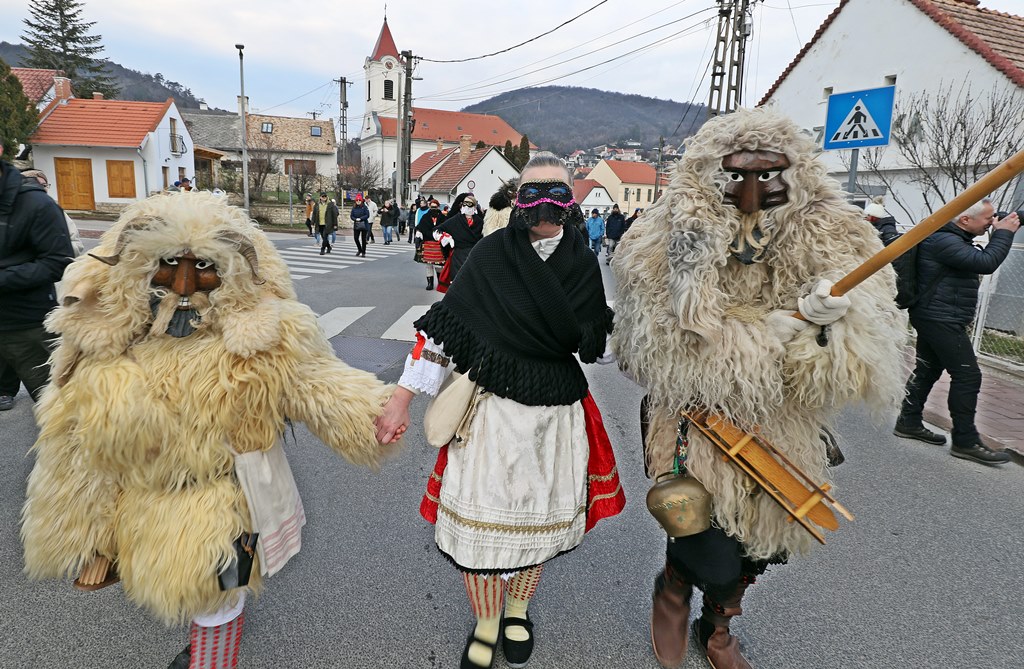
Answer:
[462,86,705,155]
[1,41,208,109]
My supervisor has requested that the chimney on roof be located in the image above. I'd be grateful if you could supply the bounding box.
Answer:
[53,77,72,102]
[459,134,472,163]
[199,102,209,111]
[436,138,444,153]
[92,92,104,100]
[237,95,249,114]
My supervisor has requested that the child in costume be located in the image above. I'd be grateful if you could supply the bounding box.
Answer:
[376,152,624,669]
[21,192,394,669]
[611,108,908,668]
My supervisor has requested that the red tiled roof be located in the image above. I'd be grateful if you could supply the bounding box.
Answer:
[603,160,657,185]
[11,67,62,104]
[370,19,400,61]
[759,0,1024,105]
[410,147,456,180]
[573,179,605,202]
[420,147,491,193]
[378,107,533,148]
[32,98,173,147]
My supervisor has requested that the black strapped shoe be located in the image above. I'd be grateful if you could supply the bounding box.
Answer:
[460,629,498,669]
[502,614,535,668]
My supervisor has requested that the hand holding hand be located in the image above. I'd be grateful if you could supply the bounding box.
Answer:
[797,280,851,326]
[765,309,812,344]
[375,388,413,445]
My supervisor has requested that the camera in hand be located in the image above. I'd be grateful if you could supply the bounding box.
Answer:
[996,210,1024,221]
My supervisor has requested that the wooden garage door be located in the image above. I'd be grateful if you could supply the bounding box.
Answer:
[106,160,136,198]
[54,158,95,211]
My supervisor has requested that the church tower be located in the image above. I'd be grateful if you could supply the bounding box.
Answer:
[362,18,403,123]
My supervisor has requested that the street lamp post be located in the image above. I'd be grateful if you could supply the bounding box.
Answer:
[236,44,250,214]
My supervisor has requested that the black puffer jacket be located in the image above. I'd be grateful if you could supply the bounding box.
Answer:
[0,160,74,330]
[910,221,1015,325]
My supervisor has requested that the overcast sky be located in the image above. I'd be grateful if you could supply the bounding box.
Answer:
[2,0,1020,137]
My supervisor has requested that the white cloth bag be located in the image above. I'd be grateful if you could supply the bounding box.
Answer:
[233,441,306,577]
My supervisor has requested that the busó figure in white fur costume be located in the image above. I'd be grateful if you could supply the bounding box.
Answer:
[611,107,907,669]
[21,192,394,669]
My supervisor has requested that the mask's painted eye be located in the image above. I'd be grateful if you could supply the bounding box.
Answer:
[758,170,782,182]
[522,187,541,197]
[728,172,744,182]
[162,257,179,265]
[548,186,570,197]
[195,259,214,270]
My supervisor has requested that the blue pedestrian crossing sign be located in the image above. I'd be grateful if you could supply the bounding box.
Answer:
[823,85,895,150]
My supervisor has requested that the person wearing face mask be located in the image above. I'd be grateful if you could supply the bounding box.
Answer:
[375,152,622,669]
[414,199,447,290]
[433,193,483,286]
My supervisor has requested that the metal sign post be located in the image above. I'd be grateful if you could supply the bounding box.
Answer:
[823,85,896,197]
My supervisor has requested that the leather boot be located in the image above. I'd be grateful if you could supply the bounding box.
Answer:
[693,577,753,669]
[650,565,693,668]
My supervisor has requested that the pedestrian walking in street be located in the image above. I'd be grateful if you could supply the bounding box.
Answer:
[366,197,379,244]
[409,199,425,243]
[375,151,622,669]
[612,108,907,669]
[20,193,394,669]
[624,207,642,234]
[585,208,604,254]
[414,198,446,290]
[351,194,371,257]
[313,192,339,255]
[0,141,74,412]
[893,199,1020,465]
[380,200,399,244]
[303,193,315,237]
[604,204,626,264]
[433,193,483,289]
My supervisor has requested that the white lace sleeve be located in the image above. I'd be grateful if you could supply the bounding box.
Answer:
[397,332,453,396]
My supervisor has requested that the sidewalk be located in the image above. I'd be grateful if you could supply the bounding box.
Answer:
[923,363,1024,459]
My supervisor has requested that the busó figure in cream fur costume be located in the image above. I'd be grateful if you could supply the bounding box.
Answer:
[611,107,907,669]
[21,192,393,669]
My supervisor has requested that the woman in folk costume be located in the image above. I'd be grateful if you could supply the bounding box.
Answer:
[611,108,907,669]
[414,198,447,290]
[434,192,484,290]
[376,152,624,669]
[21,193,394,669]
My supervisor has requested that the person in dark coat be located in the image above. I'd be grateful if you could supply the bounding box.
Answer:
[312,193,339,255]
[415,199,447,290]
[434,193,484,283]
[604,204,627,264]
[894,199,1020,465]
[380,200,399,245]
[350,194,371,257]
[0,142,74,408]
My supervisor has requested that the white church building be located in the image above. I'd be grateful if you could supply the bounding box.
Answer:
[358,19,530,197]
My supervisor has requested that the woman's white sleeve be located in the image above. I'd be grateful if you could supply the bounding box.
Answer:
[397,333,453,397]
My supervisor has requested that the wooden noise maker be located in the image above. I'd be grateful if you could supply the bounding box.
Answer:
[684,409,852,544]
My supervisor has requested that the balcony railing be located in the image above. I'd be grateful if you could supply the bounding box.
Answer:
[169,134,187,155]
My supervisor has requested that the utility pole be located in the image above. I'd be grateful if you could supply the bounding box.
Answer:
[235,44,249,213]
[399,50,415,206]
[334,76,350,191]
[308,111,320,120]
[655,136,665,202]
[707,0,757,118]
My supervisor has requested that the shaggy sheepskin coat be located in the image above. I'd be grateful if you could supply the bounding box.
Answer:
[611,108,908,558]
[21,193,392,624]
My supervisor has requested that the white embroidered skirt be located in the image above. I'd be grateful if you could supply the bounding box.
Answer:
[434,394,589,572]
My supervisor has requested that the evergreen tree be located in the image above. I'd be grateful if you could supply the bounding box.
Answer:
[504,139,516,166]
[517,135,531,169]
[0,58,38,156]
[21,0,119,99]
[475,139,486,150]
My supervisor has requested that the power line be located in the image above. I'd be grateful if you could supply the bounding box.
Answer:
[255,81,334,114]
[418,0,611,63]
[417,0,700,100]
[421,17,717,104]
[417,6,716,102]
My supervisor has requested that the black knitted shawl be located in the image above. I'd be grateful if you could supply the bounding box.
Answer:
[414,223,613,406]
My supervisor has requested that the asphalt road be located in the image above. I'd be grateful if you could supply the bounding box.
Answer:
[1,231,1021,668]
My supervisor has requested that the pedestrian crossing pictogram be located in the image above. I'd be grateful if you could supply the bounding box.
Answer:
[830,100,883,142]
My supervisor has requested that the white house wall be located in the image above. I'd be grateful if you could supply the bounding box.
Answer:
[33,145,148,204]
[581,187,614,212]
[762,0,1016,224]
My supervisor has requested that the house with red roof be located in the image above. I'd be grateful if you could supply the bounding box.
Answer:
[573,179,615,213]
[11,69,71,111]
[358,18,531,198]
[30,89,195,212]
[588,159,658,212]
[409,137,520,206]
[759,0,1024,224]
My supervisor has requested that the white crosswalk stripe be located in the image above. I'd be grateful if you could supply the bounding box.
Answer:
[280,240,412,281]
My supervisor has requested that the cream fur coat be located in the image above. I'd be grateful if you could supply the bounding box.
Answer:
[21,193,392,624]
[611,108,908,558]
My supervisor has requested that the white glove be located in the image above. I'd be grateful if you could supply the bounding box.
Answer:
[797,280,851,326]
[414,231,423,241]
[765,310,812,344]
[439,232,455,248]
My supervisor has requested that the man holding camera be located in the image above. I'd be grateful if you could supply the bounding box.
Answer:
[894,199,1020,465]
